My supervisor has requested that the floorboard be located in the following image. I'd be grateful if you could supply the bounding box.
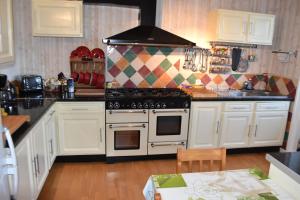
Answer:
[38,153,270,200]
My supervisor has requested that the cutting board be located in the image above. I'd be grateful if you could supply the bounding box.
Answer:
[75,88,105,96]
[2,115,31,135]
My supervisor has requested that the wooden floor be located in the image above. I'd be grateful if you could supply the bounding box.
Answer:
[38,153,269,200]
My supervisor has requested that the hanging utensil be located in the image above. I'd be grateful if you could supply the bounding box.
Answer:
[191,49,198,72]
[183,48,189,69]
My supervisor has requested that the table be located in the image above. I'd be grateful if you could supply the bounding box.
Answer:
[143,169,295,200]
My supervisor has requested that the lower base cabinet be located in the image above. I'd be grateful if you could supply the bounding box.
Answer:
[57,102,105,155]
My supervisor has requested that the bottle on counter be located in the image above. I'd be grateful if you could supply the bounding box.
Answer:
[67,78,75,93]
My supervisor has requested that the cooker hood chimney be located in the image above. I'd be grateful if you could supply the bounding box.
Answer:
[84,0,196,47]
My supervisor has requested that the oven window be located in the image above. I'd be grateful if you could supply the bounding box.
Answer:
[114,130,140,150]
[156,116,182,136]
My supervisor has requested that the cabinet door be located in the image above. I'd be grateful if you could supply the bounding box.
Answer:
[16,136,35,200]
[32,0,83,37]
[0,0,14,64]
[217,10,248,43]
[219,112,252,148]
[250,111,288,147]
[31,122,48,197]
[248,14,275,45]
[58,113,105,155]
[44,109,57,169]
[188,102,222,148]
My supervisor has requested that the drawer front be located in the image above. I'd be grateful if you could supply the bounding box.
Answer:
[224,102,254,112]
[57,102,104,113]
[147,142,186,155]
[256,102,290,111]
[106,109,148,123]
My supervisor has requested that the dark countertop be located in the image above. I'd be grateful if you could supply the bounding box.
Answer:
[266,152,300,184]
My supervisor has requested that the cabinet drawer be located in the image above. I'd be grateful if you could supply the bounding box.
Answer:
[148,142,186,155]
[57,102,104,113]
[256,102,290,111]
[224,102,254,112]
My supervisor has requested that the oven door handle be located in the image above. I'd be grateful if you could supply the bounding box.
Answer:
[150,142,185,147]
[109,124,146,129]
[152,109,188,114]
[109,110,147,114]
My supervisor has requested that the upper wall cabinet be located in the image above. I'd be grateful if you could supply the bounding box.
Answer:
[0,0,14,64]
[208,9,275,45]
[32,0,83,37]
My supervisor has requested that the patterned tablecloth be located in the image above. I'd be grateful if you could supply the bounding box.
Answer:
[143,169,295,200]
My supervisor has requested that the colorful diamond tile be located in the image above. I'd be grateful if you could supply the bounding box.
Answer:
[107,57,115,70]
[145,47,159,55]
[286,80,296,94]
[123,65,136,78]
[108,65,121,77]
[124,79,136,88]
[153,79,164,88]
[115,46,128,55]
[231,82,241,90]
[200,74,211,85]
[138,50,152,63]
[158,73,172,87]
[131,57,144,71]
[251,75,259,86]
[145,54,166,71]
[166,80,178,88]
[153,66,165,78]
[138,65,151,78]
[187,74,197,84]
[130,73,144,86]
[138,80,150,88]
[173,73,185,85]
[160,59,172,71]
[131,46,144,55]
[115,57,129,70]
[124,50,137,62]
[145,72,157,85]
[160,47,173,56]
[232,74,242,80]
[213,74,223,85]
[174,59,180,71]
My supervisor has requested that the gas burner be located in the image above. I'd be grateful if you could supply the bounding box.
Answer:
[105,88,191,109]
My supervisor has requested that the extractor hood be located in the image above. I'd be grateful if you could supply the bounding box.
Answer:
[102,25,196,47]
[83,0,196,47]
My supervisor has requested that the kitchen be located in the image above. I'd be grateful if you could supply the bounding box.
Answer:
[1,0,300,200]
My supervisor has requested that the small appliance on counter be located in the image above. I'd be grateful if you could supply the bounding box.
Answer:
[0,74,17,102]
[19,75,43,93]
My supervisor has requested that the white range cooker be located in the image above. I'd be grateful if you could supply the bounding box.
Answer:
[105,88,191,159]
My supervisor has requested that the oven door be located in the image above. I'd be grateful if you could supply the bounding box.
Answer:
[106,123,148,157]
[149,109,189,142]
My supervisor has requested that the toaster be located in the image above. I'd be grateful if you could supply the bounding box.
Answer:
[20,75,44,92]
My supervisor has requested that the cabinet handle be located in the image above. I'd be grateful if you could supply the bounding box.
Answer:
[254,125,258,137]
[243,22,247,34]
[36,155,40,174]
[248,125,251,137]
[249,22,253,34]
[216,121,220,134]
[71,108,89,111]
[100,128,102,143]
[33,157,38,177]
[50,110,55,116]
[50,139,53,155]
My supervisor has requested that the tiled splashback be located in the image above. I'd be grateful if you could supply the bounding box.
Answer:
[106,46,296,97]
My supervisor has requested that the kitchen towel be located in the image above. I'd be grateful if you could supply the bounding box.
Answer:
[232,48,242,71]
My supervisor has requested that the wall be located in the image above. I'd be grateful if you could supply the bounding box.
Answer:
[0,0,139,80]
[159,0,300,84]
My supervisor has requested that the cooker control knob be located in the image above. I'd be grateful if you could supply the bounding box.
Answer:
[161,103,167,109]
[155,103,161,109]
[131,102,137,109]
[143,103,149,109]
[150,103,155,109]
[137,102,143,109]
[108,102,114,109]
[183,101,190,108]
[114,102,120,109]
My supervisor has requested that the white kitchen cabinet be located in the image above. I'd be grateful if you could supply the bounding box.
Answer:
[0,0,14,64]
[44,106,57,169]
[250,111,288,147]
[208,9,275,45]
[15,134,35,200]
[31,121,49,198]
[32,0,83,37]
[248,14,275,45]
[188,102,222,148]
[219,112,252,148]
[57,102,105,155]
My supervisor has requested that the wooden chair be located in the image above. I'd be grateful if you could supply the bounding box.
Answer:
[154,192,161,200]
[176,147,226,173]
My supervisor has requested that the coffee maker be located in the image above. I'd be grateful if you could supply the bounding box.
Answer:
[0,74,17,102]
